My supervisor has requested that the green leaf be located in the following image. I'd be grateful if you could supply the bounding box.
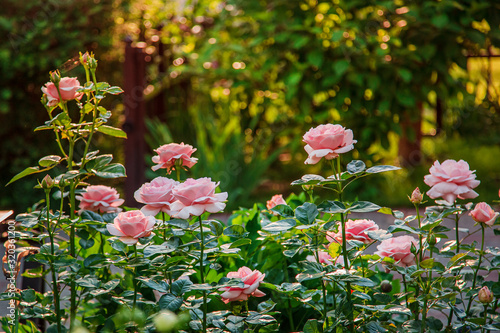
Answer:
[262,219,296,232]
[7,167,41,186]
[328,242,341,258]
[223,225,248,238]
[350,201,381,213]
[333,59,350,76]
[86,154,113,171]
[93,163,126,178]
[347,160,366,174]
[38,155,61,167]
[84,254,106,268]
[171,279,193,296]
[291,174,325,186]
[159,293,183,311]
[318,201,346,214]
[271,204,295,218]
[21,289,36,302]
[168,219,189,229]
[229,238,252,248]
[143,245,175,257]
[420,258,435,269]
[79,238,95,249]
[208,220,224,236]
[81,210,104,222]
[137,277,169,293]
[365,165,401,174]
[295,202,319,224]
[97,125,127,139]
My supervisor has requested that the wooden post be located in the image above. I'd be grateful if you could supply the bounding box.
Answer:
[123,37,147,207]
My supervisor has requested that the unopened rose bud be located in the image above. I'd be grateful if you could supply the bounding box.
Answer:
[409,187,424,205]
[478,286,494,304]
[88,56,98,70]
[153,310,179,332]
[428,234,437,246]
[41,174,54,189]
[50,70,61,84]
[380,280,392,293]
[41,94,49,106]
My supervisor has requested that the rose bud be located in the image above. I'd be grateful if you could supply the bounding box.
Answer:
[470,202,499,226]
[380,280,392,293]
[478,286,494,304]
[409,187,424,205]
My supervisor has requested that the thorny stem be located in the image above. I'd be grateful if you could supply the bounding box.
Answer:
[45,190,62,333]
[199,216,207,333]
[482,304,489,333]
[283,259,295,332]
[133,244,138,308]
[466,223,485,315]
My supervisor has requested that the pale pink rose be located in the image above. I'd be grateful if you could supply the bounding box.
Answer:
[424,159,480,203]
[77,185,124,214]
[302,124,357,164]
[375,235,418,267]
[169,177,228,219]
[327,219,379,244]
[219,267,266,304]
[306,251,347,266]
[151,143,198,173]
[469,202,499,226]
[134,177,180,216]
[41,77,82,107]
[266,194,286,210]
[106,210,156,245]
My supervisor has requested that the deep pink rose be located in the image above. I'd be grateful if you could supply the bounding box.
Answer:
[469,202,498,226]
[266,194,286,210]
[106,210,156,245]
[375,235,418,267]
[76,185,124,214]
[41,77,82,107]
[134,177,180,216]
[219,267,266,304]
[151,143,198,173]
[327,219,379,244]
[424,159,480,203]
[169,177,228,219]
[302,124,357,164]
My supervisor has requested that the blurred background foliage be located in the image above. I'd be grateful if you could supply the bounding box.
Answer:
[1,0,500,212]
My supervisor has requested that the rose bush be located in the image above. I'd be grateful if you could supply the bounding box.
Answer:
[3,57,500,333]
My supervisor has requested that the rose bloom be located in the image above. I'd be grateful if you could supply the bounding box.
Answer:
[470,202,499,226]
[266,194,286,210]
[134,177,180,216]
[77,185,124,214]
[169,177,228,219]
[107,210,156,245]
[219,267,266,304]
[375,235,418,267]
[302,124,357,164]
[327,219,379,244]
[306,251,347,266]
[424,159,480,203]
[151,143,198,173]
[41,77,82,107]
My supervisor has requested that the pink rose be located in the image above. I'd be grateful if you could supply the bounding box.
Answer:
[219,267,266,304]
[306,251,346,266]
[375,235,418,267]
[77,185,124,214]
[266,194,286,210]
[151,143,198,173]
[302,124,357,164]
[41,77,83,107]
[134,177,180,216]
[327,219,379,244]
[469,202,498,226]
[169,177,228,219]
[106,210,156,245]
[478,286,494,304]
[424,159,480,203]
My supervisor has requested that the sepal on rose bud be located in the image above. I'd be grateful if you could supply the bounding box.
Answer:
[41,174,55,190]
[50,70,61,84]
